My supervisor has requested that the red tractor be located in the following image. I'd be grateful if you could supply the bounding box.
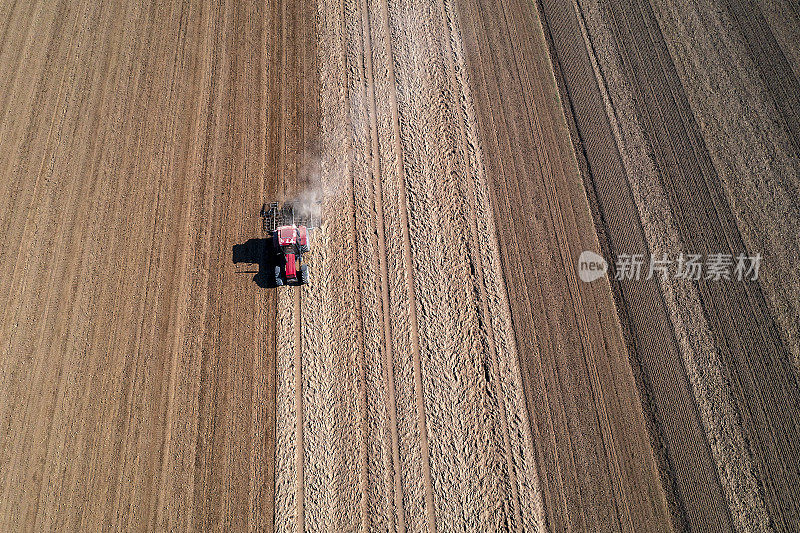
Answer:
[272,225,310,286]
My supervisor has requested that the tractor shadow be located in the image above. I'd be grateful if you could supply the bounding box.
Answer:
[232,237,279,288]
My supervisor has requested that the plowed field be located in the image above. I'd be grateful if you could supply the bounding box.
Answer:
[0,0,282,529]
[1,0,797,532]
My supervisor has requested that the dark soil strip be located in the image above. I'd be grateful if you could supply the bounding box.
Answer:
[600,0,800,528]
[535,1,735,531]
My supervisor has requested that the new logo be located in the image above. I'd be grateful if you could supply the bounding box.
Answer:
[578,250,608,282]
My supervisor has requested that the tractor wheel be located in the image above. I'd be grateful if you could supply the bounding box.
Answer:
[273,233,282,256]
[274,265,284,286]
[300,264,309,285]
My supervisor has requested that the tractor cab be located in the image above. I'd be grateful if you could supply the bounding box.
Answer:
[276,225,308,252]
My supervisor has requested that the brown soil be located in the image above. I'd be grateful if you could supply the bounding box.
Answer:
[0,0,310,529]
[2,0,797,531]
[274,0,671,530]
[540,0,800,531]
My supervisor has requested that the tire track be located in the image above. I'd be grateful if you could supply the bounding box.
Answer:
[275,287,300,533]
[356,0,406,528]
[334,0,399,526]
[293,288,305,532]
[372,0,437,528]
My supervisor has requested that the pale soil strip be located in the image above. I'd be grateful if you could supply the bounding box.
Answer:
[373,0,437,528]
[575,1,771,530]
[384,0,538,528]
[378,0,547,528]
[428,0,524,526]
[649,0,800,369]
[385,1,505,527]
[330,0,398,527]
[305,0,544,527]
[297,219,363,531]
[296,229,332,531]
[337,0,398,526]
[276,288,300,533]
[330,10,374,526]
[441,2,546,529]
[293,289,306,532]
[304,3,371,527]
[298,209,367,531]
[357,0,408,528]
[274,8,311,527]
[297,244,327,533]
[364,0,433,528]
